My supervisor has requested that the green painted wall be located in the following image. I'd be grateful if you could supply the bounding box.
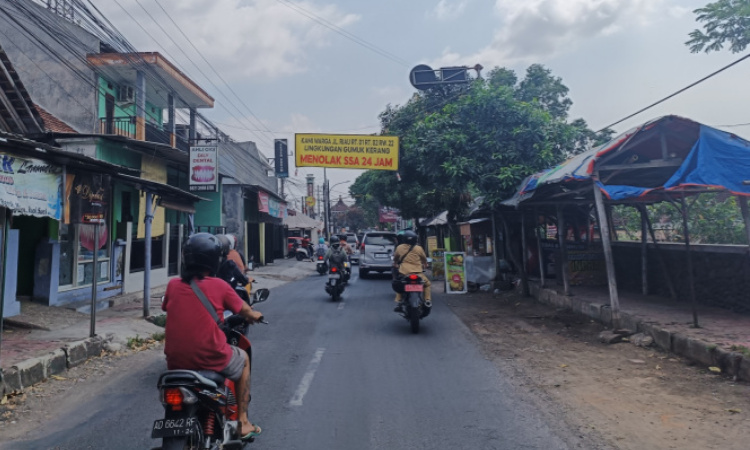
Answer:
[97,76,164,127]
[194,186,223,227]
[97,140,141,169]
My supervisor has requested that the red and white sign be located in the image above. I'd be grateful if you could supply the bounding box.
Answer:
[189,146,218,192]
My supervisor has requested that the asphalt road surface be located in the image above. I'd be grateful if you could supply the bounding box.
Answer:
[3,268,577,449]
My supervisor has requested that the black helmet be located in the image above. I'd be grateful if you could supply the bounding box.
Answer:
[338,234,347,242]
[329,235,339,245]
[396,230,406,245]
[215,234,231,257]
[183,233,222,275]
[402,230,418,246]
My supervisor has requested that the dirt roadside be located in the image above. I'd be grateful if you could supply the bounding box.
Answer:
[446,289,750,450]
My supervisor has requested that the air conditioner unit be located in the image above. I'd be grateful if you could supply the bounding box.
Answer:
[117,85,135,103]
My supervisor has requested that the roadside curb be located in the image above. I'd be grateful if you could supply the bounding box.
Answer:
[1,335,108,395]
[531,284,750,381]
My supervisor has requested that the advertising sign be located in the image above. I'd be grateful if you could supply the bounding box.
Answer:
[379,206,399,223]
[430,248,446,281]
[0,153,62,219]
[189,146,218,192]
[274,139,289,178]
[258,190,287,219]
[295,134,399,171]
[444,252,467,294]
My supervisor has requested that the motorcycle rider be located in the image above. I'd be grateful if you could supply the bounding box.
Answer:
[324,235,348,271]
[216,235,250,296]
[162,233,263,441]
[392,230,432,312]
[315,237,329,257]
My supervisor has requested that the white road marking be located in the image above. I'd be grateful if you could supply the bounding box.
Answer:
[289,348,326,406]
[337,302,345,310]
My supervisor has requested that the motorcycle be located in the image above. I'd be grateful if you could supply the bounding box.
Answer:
[342,259,351,283]
[294,245,312,261]
[316,254,328,275]
[152,288,270,450]
[394,274,430,334]
[324,263,345,301]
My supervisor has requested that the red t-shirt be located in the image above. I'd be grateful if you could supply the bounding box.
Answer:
[162,277,244,372]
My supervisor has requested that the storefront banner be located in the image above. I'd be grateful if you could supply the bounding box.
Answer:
[258,190,287,219]
[64,173,110,251]
[0,153,62,219]
[444,252,467,294]
[379,206,399,223]
[295,133,399,171]
[189,146,218,192]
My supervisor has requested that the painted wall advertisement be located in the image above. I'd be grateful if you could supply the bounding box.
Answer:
[295,133,399,171]
[0,153,62,219]
[258,190,287,219]
[189,146,218,192]
[444,251,467,294]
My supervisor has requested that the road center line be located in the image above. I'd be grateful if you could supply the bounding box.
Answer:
[289,348,326,406]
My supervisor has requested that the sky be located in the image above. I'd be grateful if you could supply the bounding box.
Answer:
[98,0,750,211]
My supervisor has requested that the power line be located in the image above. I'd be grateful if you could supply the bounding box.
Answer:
[598,52,750,132]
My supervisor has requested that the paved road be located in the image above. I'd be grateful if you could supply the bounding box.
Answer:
[4,268,574,449]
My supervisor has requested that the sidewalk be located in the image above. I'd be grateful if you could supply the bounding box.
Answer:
[0,257,316,395]
[530,281,750,381]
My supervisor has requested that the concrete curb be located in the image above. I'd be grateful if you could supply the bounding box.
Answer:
[1,335,107,395]
[530,284,750,381]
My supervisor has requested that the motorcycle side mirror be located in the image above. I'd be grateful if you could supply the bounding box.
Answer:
[251,288,270,306]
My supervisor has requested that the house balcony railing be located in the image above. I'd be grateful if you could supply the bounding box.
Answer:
[98,117,190,152]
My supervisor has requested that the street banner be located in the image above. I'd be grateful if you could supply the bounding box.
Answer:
[189,146,218,192]
[379,206,399,223]
[444,252,467,294]
[274,139,289,178]
[258,190,287,218]
[0,153,62,220]
[430,248,446,281]
[295,133,399,171]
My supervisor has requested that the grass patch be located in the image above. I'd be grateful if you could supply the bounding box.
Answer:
[730,344,750,358]
[149,314,167,328]
[127,334,161,351]
[152,332,165,342]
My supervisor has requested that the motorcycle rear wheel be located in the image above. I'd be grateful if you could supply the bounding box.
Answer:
[409,307,420,334]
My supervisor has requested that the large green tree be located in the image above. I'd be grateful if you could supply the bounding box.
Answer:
[350,64,609,220]
[686,0,750,53]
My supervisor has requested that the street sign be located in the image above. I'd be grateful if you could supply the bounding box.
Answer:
[295,134,399,171]
[189,146,218,192]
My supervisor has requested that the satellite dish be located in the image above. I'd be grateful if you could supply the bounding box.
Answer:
[409,64,438,90]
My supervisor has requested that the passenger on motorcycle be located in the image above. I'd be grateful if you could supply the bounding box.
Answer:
[392,230,432,312]
[215,235,250,294]
[315,237,329,257]
[162,233,263,441]
[324,235,348,269]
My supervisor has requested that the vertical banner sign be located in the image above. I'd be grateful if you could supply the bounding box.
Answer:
[274,139,289,178]
[64,172,110,253]
[444,252,467,294]
[189,146,218,192]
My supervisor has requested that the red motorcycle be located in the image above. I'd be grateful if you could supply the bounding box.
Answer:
[151,288,270,450]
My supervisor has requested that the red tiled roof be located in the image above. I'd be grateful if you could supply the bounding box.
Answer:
[34,105,77,133]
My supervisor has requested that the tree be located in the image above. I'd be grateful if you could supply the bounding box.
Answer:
[350,65,605,220]
[686,0,750,53]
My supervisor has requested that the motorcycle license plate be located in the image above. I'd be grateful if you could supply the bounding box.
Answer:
[329,274,340,279]
[151,416,196,438]
[404,284,423,292]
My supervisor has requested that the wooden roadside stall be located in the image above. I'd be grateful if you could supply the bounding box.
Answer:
[502,115,750,329]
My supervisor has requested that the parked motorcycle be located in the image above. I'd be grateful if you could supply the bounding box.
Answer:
[152,288,270,450]
[393,274,430,334]
[325,264,346,301]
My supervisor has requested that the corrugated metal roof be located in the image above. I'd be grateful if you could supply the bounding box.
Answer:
[218,140,278,194]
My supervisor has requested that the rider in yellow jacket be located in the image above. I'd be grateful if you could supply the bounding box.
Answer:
[392,230,431,311]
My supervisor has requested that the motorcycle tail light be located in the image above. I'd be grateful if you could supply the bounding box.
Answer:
[408,274,419,281]
[331,267,338,272]
[164,387,183,410]
[318,256,323,260]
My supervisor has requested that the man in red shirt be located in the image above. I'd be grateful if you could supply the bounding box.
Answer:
[162,233,263,440]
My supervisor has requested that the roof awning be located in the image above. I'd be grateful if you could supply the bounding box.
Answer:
[114,173,208,206]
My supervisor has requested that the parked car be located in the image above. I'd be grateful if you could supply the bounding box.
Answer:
[345,233,360,264]
[359,231,398,278]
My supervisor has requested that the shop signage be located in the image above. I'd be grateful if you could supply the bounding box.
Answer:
[295,133,399,171]
[65,173,110,225]
[444,252,467,294]
[0,153,62,219]
[189,146,218,192]
[274,139,289,178]
[379,206,399,223]
[258,190,287,219]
